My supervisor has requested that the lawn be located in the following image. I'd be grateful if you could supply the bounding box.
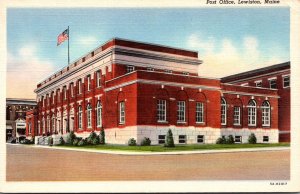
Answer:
[56,143,290,152]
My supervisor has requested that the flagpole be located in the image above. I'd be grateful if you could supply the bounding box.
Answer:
[68,26,70,65]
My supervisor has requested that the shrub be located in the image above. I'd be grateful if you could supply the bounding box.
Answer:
[226,135,235,144]
[99,128,105,144]
[216,136,226,144]
[91,136,100,145]
[87,131,98,145]
[164,129,175,147]
[58,136,65,145]
[48,137,53,146]
[20,138,33,144]
[128,138,137,146]
[140,137,151,146]
[73,137,81,146]
[77,138,87,146]
[66,131,76,145]
[248,133,257,144]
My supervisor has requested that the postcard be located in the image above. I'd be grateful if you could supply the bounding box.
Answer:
[1,0,300,193]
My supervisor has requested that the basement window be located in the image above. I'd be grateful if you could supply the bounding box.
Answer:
[234,136,242,143]
[263,136,269,143]
[158,135,165,144]
[178,135,186,144]
[197,135,204,143]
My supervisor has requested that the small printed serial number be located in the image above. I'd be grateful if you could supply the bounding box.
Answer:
[270,182,288,186]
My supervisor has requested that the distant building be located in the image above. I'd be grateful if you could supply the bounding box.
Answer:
[6,98,37,142]
[26,38,287,145]
[221,62,290,142]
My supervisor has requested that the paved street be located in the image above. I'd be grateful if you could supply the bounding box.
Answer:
[6,144,290,181]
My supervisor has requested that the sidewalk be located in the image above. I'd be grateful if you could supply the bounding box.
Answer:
[8,143,290,155]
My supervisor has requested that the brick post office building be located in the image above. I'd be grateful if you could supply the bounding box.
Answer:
[26,38,288,145]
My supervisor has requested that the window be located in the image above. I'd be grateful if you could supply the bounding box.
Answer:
[52,116,55,133]
[78,106,82,129]
[47,94,50,106]
[197,135,204,143]
[255,81,262,87]
[165,69,172,74]
[82,57,86,62]
[262,101,271,127]
[96,71,101,87]
[28,123,32,134]
[221,98,227,125]
[178,135,186,144]
[47,116,50,133]
[96,101,102,127]
[283,75,290,88]
[52,92,55,104]
[233,106,241,125]
[177,101,186,122]
[87,75,91,91]
[91,51,95,57]
[269,79,277,89]
[126,65,135,73]
[235,136,242,143]
[119,101,125,124]
[63,86,67,100]
[157,99,167,122]
[248,100,257,126]
[70,83,74,97]
[57,89,60,103]
[158,135,165,144]
[263,136,269,143]
[78,79,82,94]
[147,67,154,71]
[87,104,92,128]
[196,102,204,123]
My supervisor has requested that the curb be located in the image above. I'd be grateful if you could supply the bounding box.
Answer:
[7,143,290,156]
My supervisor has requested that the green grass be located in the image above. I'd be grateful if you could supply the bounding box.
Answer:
[55,143,290,152]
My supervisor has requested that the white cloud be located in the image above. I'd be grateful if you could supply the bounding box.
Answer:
[187,34,286,78]
[7,45,55,99]
[77,36,98,47]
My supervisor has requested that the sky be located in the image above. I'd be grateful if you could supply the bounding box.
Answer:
[7,8,290,99]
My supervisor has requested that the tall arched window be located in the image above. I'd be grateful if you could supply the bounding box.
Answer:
[97,101,102,127]
[78,106,82,129]
[248,100,257,126]
[52,115,56,133]
[262,101,271,127]
[87,104,92,128]
[221,98,227,125]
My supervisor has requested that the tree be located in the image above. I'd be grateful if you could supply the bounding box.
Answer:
[164,129,175,147]
[248,133,257,144]
[100,127,105,144]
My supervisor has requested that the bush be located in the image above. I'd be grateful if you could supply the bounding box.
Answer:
[20,138,33,144]
[77,138,87,146]
[66,131,76,145]
[48,137,53,146]
[73,137,81,146]
[216,136,226,144]
[58,136,65,145]
[248,133,257,144]
[128,138,137,146]
[164,129,175,147]
[87,131,98,145]
[226,135,235,144]
[99,128,105,144]
[140,137,151,146]
[91,136,100,145]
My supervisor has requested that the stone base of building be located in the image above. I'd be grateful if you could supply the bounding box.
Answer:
[33,126,279,145]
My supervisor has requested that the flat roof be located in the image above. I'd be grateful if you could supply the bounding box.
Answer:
[221,61,290,83]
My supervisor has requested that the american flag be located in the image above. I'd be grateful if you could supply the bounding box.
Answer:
[57,29,69,46]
